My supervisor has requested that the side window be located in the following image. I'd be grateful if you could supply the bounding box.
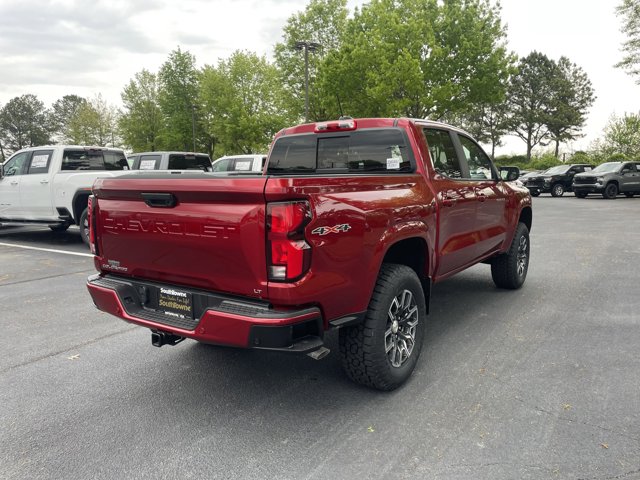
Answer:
[139,154,160,170]
[27,150,53,175]
[583,166,592,172]
[458,135,495,180]
[3,152,31,176]
[423,129,462,179]
[211,159,231,172]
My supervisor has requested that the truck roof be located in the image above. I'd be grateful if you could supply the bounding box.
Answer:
[278,117,474,139]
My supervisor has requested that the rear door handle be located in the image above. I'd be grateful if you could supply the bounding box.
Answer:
[10,181,18,186]
[442,197,457,207]
[40,180,49,184]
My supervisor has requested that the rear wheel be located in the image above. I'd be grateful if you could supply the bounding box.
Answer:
[530,190,540,197]
[551,184,565,197]
[79,208,89,245]
[602,183,618,199]
[339,264,426,391]
[491,223,530,290]
[574,191,588,198]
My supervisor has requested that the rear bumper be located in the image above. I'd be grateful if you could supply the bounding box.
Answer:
[86,274,324,352]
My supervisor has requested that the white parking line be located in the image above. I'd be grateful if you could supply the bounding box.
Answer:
[0,242,93,258]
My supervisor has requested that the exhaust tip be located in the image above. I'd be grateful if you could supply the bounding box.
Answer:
[307,346,330,360]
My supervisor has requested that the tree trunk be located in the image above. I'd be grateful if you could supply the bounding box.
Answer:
[554,139,560,158]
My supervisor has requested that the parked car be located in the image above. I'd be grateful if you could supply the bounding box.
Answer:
[572,161,640,199]
[211,154,266,173]
[0,145,129,243]
[86,117,532,390]
[523,164,594,197]
[129,152,212,171]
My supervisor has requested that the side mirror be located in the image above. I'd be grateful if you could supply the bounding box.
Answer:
[499,166,520,182]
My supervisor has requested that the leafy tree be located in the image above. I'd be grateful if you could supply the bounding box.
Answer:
[0,94,52,154]
[616,0,640,82]
[601,112,640,157]
[506,52,557,161]
[66,94,119,146]
[119,69,164,152]
[50,95,86,142]
[158,48,200,151]
[319,0,514,121]
[200,51,291,156]
[456,102,509,158]
[274,0,349,121]
[546,57,595,157]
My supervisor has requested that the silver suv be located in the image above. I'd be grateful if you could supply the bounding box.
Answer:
[572,161,640,199]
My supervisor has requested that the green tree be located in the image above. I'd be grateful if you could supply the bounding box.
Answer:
[546,57,595,157]
[66,94,119,146]
[158,48,200,151]
[320,0,513,120]
[456,102,509,159]
[50,94,86,142]
[274,0,349,121]
[616,0,640,82]
[200,51,291,156]
[0,94,52,154]
[601,112,640,157]
[119,69,164,152]
[506,52,558,161]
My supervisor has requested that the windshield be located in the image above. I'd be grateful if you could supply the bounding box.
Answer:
[592,162,621,173]
[545,165,570,175]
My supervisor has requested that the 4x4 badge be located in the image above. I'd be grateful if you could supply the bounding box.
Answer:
[311,224,351,236]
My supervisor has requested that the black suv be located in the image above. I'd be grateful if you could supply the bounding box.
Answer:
[572,161,640,199]
[523,164,595,197]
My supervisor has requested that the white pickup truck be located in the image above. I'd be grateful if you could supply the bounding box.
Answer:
[0,145,129,243]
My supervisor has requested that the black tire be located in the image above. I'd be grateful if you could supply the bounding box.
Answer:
[551,183,564,197]
[625,192,634,198]
[491,222,530,290]
[530,190,540,197]
[79,208,89,245]
[48,223,70,232]
[602,183,618,199]
[339,264,426,391]
[574,191,588,198]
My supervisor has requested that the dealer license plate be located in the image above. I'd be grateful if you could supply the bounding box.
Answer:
[158,287,193,319]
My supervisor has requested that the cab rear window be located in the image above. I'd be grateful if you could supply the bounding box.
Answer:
[267,129,413,175]
[168,154,211,171]
[61,150,127,171]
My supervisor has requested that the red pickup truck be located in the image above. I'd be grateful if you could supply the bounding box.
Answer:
[87,118,532,390]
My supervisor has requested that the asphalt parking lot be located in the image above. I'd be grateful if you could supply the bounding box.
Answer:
[1,196,639,480]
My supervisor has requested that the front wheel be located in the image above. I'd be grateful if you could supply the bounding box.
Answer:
[551,184,565,197]
[491,222,530,289]
[339,264,426,391]
[79,208,89,245]
[602,183,618,199]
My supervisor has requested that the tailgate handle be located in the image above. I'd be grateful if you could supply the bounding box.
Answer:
[141,192,177,208]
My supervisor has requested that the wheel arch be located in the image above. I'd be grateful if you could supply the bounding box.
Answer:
[72,190,91,225]
[519,206,532,233]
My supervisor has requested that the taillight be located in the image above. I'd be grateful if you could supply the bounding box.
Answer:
[267,201,312,281]
[88,195,97,255]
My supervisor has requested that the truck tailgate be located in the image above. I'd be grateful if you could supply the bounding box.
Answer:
[92,175,269,299]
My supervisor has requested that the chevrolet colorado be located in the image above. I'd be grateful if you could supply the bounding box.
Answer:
[86,118,532,390]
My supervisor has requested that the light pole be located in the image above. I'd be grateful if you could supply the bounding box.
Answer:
[294,41,321,123]
[191,104,197,152]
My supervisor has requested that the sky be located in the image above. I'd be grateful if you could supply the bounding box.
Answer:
[0,0,637,156]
